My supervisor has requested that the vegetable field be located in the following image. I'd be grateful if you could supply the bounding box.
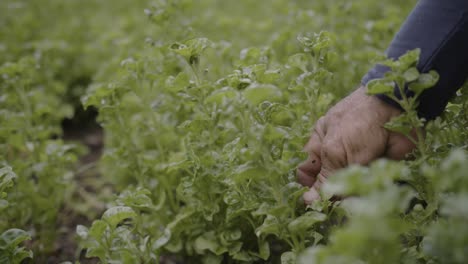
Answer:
[1,0,467,263]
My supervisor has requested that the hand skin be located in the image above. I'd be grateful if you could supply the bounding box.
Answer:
[297,86,416,204]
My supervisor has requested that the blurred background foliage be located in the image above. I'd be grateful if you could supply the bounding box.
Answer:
[3,0,467,263]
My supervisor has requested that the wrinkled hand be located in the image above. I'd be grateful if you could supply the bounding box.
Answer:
[297,86,415,204]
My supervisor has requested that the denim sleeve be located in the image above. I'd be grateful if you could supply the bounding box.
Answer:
[361,0,468,120]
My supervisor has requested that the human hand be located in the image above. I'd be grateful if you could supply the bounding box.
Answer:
[297,86,416,204]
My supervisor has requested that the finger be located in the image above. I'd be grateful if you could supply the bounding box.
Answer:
[297,131,323,187]
[297,134,322,186]
[302,136,347,203]
[349,143,386,165]
[320,137,347,171]
[385,132,417,160]
[303,117,326,153]
[303,168,332,204]
[297,158,320,187]
[303,187,320,204]
[312,170,329,190]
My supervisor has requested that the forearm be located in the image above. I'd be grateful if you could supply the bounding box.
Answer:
[362,0,468,120]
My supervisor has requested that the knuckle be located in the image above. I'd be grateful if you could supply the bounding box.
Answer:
[313,117,327,136]
[322,139,346,160]
[297,168,316,187]
[326,107,343,120]
[297,162,310,173]
[316,116,326,126]
[316,173,327,186]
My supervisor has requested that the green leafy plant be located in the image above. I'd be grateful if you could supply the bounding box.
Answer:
[0,229,33,264]
[0,165,33,263]
[3,0,468,263]
[366,49,439,156]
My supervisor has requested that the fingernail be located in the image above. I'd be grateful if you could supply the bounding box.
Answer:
[303,188,320,204]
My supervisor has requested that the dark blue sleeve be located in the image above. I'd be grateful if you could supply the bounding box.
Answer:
[362,0,468,120]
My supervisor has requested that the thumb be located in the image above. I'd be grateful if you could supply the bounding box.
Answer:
[303,187,320,204]
[385,132,417,160]
[302,140,343,204]
[303,169,330,204]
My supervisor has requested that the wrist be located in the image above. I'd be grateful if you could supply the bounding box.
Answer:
[358,85,403,119]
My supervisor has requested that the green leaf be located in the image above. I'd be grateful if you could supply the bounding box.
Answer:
[86,247,107,260]
[153,229,171,250]
[422,217,468,263]
[287,211,326,233]
[12,249,33,263]
[76,225,89,240]
[194,232,227,255]
[403,67,419,82]
[201,253,223,264]
[288,53,309,72]
[170,38,212,64]
[281,251,297,264]
[0,229,33,263]
[205,87,238,104]
[262,69,282,83]
[408,70,439,95]
[242,84,283,105]
[255,215,281,238]
[186,38,212,56]
[232,163,268,182]
[0,165,16,193]
[170,43,191,59]
[397,48,420,69]
[297,32,332,54]
[439,194,468,218]
[0,229,31,249]
[366,79,394,95]
[384,114,414,135]
[257,239,270,260]
[102,206,137,229]
[88,220,108,240]
[116,188,155,210]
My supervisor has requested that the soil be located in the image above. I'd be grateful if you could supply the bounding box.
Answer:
[44,107,104,263]
[42,106,179,263]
